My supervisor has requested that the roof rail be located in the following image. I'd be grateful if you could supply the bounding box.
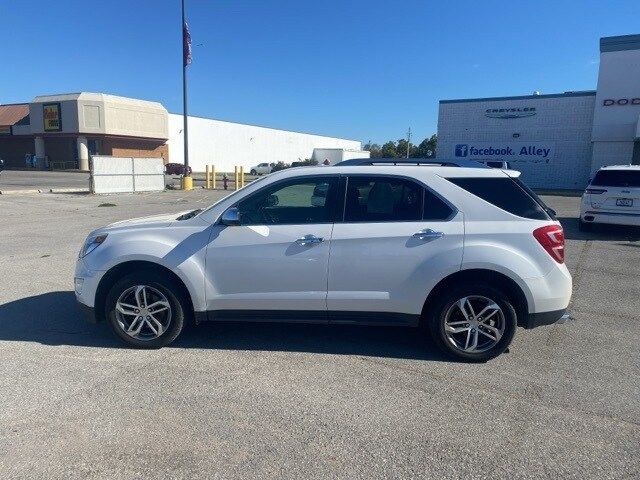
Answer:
[334,157,488,168]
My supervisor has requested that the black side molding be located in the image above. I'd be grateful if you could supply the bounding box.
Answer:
[203,310,420,326]
[523,309,567,329]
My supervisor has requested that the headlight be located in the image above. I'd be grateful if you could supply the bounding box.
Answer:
[79,234,108,258]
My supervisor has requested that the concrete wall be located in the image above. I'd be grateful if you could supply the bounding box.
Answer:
[437,94,596,189]
[591,35,640,172]
[167,114,361,172]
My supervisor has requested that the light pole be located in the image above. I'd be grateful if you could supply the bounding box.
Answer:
[181,0,192,190]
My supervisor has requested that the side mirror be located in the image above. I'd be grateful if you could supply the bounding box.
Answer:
[220,207,241,226]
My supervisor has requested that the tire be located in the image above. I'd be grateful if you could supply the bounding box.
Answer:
[250,169,257,176]
[426,283,517,362]
[104,271,187,348]
[578,219,593,232]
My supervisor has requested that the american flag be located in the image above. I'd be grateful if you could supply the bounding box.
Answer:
[183,21,192,66]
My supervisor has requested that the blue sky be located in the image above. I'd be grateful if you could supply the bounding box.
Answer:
[1,0,639,143]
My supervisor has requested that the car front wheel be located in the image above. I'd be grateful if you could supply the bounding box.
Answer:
[250,169,257,175]
[426,284,517,362]
[105,271,186,348]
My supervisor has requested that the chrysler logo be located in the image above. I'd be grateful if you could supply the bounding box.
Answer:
[603,98,640,106]
[485,107,536,119]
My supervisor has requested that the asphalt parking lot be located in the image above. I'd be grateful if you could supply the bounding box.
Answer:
[0,190,638,479]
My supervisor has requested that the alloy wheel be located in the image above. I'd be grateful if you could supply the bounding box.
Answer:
[444,295,505,353]
[115,285,172,341]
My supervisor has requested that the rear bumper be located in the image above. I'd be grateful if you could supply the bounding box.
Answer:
[522,308,569,329]
[581,210,640,227]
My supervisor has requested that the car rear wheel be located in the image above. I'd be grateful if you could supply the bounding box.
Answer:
[105,271,186,348]
[426,284,517,362]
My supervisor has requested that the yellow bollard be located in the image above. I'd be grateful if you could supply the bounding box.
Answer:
[211,165,216,190]
[181,175,193,191]
[205,165,211,189]
[239,166,245,188]
[234,166,239,190]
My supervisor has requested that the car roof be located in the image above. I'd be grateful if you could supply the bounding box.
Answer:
[269,164,519,181]
[598,164,640,171]
[335,157,487,168]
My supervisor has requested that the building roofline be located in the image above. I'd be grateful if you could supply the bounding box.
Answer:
[600,34,640,52]
[439,91,596,104]
[169,112,362,143]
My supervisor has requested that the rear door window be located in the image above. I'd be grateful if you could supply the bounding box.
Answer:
[591,170,640,187]
[344,176,423,222]
[447,177,551,220]
[423,189,455,220]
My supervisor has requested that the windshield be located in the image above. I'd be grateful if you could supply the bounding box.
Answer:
[591,170,640,187]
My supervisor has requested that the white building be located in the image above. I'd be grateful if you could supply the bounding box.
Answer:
[437,33,640,189]
[167,114,363,173]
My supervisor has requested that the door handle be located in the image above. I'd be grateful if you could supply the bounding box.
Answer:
[295,234,324,246]
[412,228,444,240]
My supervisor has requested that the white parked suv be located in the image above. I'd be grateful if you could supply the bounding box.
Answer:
[249,163,272,175]
[580,165,640,230]
[75,165,572,361]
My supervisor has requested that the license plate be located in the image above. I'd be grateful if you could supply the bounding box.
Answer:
[616,198,633,207]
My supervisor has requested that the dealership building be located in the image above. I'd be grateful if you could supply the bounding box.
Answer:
[0,93,362,172]
[437,33,640,189]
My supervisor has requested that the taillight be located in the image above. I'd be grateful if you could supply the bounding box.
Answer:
[533,225,565,264]
[585,188,607,194]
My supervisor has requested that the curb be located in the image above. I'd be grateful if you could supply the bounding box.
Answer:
[49,188,91,194]
[0,189,42,195]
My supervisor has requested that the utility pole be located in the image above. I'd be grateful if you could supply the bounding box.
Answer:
[406,127,412,158]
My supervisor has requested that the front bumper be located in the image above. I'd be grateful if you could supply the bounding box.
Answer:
[523,308,569,329]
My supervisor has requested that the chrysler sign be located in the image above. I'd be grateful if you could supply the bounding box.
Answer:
[485,107,536,119]
[454,142,555,161]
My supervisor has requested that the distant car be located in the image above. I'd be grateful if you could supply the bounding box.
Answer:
[250,163,272,175]
[164,163,192,175]
[0,158,4,173]
[481,160,512,169]
[579,165,640,230]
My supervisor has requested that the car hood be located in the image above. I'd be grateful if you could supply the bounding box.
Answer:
[101,211,193,232]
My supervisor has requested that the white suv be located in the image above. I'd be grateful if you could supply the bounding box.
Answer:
[75,165,572,361]
[580,165,640,230]
[249,163,272,175]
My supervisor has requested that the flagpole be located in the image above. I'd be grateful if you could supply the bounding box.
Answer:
[181,0,190,176]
